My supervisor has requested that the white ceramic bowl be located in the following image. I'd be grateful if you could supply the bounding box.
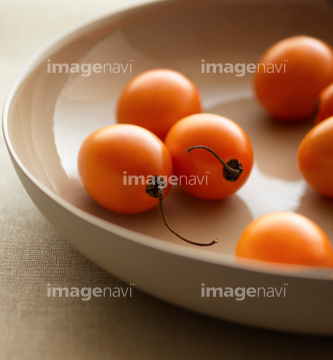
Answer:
[3,0,333,335]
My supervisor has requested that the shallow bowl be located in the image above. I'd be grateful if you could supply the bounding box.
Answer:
[3,0,333,335]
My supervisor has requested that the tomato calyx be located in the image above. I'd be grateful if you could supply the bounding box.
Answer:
[146,176,218,247]
[146,175,167,198]
[223,159,243,182]
[186,145,243,182]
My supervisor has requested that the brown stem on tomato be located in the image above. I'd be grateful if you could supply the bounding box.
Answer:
[146,176,218,247]
[186,145,243,182]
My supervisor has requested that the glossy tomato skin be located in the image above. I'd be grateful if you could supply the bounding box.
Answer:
[297,116,333,198]
[117,69,201,140]
[255,36,333,122]
[314,83,333,124]
[78,124,173,214]
[236,212,333,267]
[164,113,253,200]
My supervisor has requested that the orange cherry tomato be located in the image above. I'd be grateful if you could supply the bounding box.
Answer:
[117,68,201,140]
[164,113,253,200]
[78,124,173,214]
[314,82,333,124]
[236,212,333,267]
[254,36,333,122]
[297,116,333,198]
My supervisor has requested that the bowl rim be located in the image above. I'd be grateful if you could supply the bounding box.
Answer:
[2,0,333,281]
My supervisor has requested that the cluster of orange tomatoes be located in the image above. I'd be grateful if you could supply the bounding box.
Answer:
[78,35,333,268]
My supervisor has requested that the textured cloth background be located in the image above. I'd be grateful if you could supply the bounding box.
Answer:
[1,1,333,359]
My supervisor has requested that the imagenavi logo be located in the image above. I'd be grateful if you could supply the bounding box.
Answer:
[200,59,288,77]
[46,59,135,77]
[47,283,134,301]
[200,283,288,301]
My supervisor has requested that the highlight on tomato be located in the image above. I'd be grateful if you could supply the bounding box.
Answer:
[236,212,333,267]
[164,113,254,200]
[117,68,201,140]
[254,35,333,122]
[297,116,333,198]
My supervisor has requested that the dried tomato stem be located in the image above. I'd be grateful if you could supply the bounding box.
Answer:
[146,176,217,247]
[186,145,243,181]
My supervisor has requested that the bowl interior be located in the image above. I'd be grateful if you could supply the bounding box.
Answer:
[6,0,333,260]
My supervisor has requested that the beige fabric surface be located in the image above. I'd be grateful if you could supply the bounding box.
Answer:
[1,1,333,359]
